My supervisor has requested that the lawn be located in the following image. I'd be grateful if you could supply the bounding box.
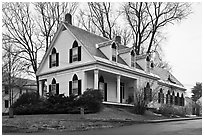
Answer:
[2,106,168,134]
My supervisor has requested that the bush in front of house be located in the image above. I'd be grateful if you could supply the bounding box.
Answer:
[158,104,186,117]
[12,89,103,115]
[133,101,147,115]
[77,89,103,113]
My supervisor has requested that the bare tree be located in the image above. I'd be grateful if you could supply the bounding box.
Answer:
[34,2,78,51]
[123,2,191,55]
[2,2,43,95]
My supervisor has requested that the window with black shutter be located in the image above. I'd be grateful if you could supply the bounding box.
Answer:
[49,78,59,95]
[144,83,152,102]
[166,90,170,104]
[5,100,9,108]
[69,74,81,96]
[158,88,163,103]
[49,48,59,68]
[69,41,81,63]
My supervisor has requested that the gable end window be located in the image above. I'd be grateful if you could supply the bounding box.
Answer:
[49,48,59,68]
[69,74,81,96]
[69,41,81,63]
[112,43,117,62]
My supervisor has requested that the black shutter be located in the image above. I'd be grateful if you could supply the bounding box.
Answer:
[162,94,164,103]
[150,89,152,101]
[166,94,168,104]
[56,83,59,95]
[182,98,185,106]
[49,55,52,68]
[49,85,51,92]
[104,83,107,101]
[69,81,72,95]
[78,80,81,95]
[56,53,59,66]
[69,49,72,63]
[158,93,161,103]
[144,87,146,100]
[78,46,81,61]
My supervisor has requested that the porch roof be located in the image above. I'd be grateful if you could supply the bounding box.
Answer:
[94,56,160,80]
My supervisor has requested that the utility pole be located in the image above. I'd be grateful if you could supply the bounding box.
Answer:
[8,45,14,118]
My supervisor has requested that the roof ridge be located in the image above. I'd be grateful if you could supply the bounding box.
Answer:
[64,22,110,41]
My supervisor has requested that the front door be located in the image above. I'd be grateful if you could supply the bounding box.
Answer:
[99,82,107,101]
[120,83,125,103]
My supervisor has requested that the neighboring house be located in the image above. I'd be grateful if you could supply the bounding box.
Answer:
[36,14,186,109]
[2,77,37,113]
[185,97,201,116]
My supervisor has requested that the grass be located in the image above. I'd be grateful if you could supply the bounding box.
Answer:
[2,106,169,134]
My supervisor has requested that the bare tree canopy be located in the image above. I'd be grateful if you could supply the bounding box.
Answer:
[34,2,78,51]
[122,2,191,55]
[2,2,78,95]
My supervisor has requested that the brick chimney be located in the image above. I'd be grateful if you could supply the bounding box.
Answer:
[115,36,121,44]
[65,13,72,25]
[146,55,150,73]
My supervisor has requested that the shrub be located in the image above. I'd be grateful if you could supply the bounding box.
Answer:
[12,92,40,108]
[158,104,186,117]
[133,101,146,115]
[12,89,104,115]
[77,89,103,113]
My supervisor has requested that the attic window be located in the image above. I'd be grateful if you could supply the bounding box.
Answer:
[131,50,136,67]
[112,43,117,62]
[69,41,81,63]
[49,48,59,68]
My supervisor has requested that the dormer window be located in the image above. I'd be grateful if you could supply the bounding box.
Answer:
[131,50,136,67]
[49,48,59,68]
[69,40,81,63]
[112,43,117,62]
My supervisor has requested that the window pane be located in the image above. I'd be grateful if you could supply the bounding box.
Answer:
[72,47,78,62]
[51,53,56,66]
[51,84,56,95]
[72,48,78,56]
[73,80,78,89]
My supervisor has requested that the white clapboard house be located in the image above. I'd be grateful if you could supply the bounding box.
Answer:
[36,14,186,108]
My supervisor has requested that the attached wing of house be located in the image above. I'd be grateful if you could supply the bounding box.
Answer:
[36,13,186,108]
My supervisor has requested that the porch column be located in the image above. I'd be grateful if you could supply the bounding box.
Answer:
[82,71,87,94]
[133,79,137,103]
[117,75,121,103]
[94,69,99,89]
[39,80,43,96]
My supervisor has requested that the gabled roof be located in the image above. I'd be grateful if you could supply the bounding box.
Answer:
[64,22,137,67]
[151,67,184,87]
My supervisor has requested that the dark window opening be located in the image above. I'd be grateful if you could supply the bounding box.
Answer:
[50,47,59,68]
[5,100,9,108]
[70,41,81,63]
[112,43,117,62]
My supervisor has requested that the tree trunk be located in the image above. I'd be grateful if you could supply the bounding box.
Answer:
[36,76,40,97]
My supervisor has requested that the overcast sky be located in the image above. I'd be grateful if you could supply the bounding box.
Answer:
[162,3,202,97]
